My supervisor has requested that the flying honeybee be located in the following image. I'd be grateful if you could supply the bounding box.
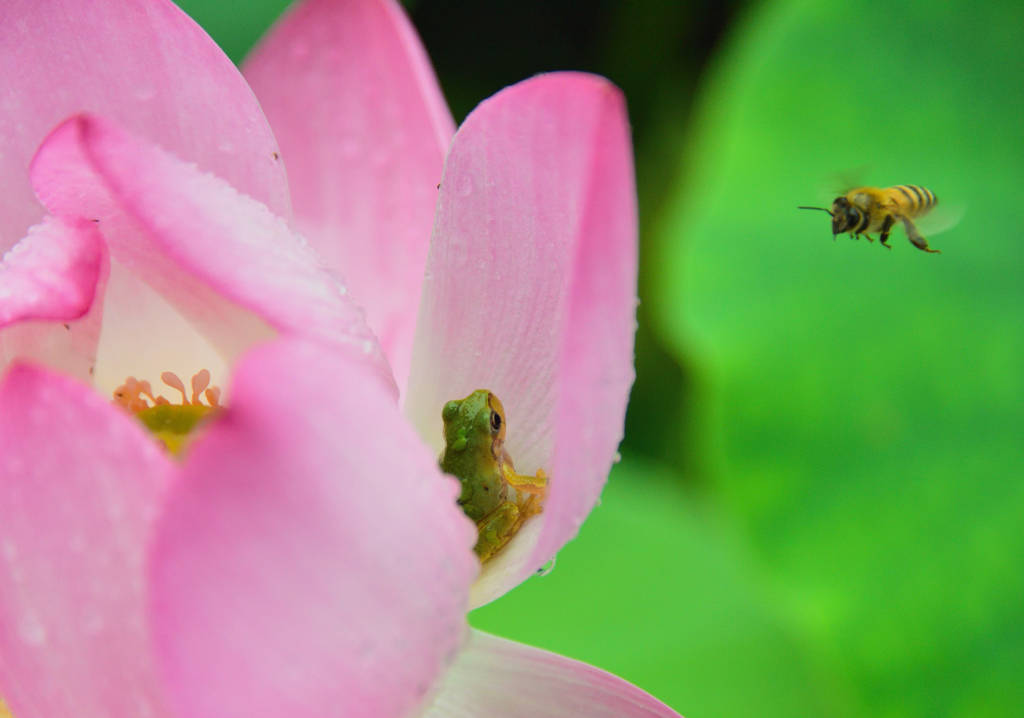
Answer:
[800,185,941,253]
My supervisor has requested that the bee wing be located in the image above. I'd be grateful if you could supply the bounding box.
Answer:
[805,166,873,207]
[829,165,872,195]
[913,201,966,237]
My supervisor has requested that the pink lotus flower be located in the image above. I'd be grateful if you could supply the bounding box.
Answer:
[0,0,678,716]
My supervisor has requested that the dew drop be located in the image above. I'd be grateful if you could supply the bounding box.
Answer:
[355,638,376,665]
[2,539,17,561]
[82,610,105,635]
[18,611,46,646]
[134,695,157,718]
[535,557,557,577]
[613,451,622,464]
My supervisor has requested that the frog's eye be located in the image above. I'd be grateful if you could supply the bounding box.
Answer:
[490,410,502,433]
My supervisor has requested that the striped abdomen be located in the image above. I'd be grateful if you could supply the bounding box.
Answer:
[889,185,937,218]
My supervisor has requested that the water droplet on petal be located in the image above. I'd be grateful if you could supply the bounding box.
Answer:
[18,610,46,646]
[82,610,105,634]
[536,557,557,577]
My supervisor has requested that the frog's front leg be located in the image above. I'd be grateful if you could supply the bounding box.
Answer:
[474,501,521,563]
[504,465,547,497]
[506,466,547,520]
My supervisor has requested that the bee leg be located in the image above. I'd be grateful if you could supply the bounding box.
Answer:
[900,216,940,253]
[863,234,875,243]
[879,215,894,249]
[911,236,940,253]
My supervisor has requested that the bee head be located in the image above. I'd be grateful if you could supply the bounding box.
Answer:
[829,197,858,235]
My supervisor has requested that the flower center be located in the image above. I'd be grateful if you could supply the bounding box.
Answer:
[112,370,221,455]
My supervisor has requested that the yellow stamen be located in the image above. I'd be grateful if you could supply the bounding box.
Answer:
[113,370,221,455]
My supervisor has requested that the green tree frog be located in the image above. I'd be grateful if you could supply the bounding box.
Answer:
[439,390,547,563]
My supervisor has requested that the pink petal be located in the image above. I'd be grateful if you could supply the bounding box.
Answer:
[0,217,103,327]
[0,217,109,381]
[31,115,395,394]
[0,363,176,718]
[404,73,637,605]
[243,0,454,393]
[0,0,289,253]
[149,339,478,718]
[424,631,680,718]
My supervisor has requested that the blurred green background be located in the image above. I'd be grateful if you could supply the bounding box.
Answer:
[179,0,1024,715]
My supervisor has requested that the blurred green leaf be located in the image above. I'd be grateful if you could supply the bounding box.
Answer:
[653,0,1024,715]
[471,458,851,718]
[175,0,291,63]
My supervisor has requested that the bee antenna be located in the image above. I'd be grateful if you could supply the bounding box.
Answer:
[797,206,834,216]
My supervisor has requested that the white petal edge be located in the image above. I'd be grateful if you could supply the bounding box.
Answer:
[422,630,682,718]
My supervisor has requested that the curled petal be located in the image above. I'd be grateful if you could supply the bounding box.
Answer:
[244,0,453,393]
[404,73,637,605]
[424,631,680,718]
[0,363,176,718]
[149,339,478,718]
[0,217,103,328]
[0,0,289,253]
[31,115,395,395]
[0,217,109,381]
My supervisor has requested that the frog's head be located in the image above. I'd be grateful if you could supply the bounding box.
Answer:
[441,389,506,461]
